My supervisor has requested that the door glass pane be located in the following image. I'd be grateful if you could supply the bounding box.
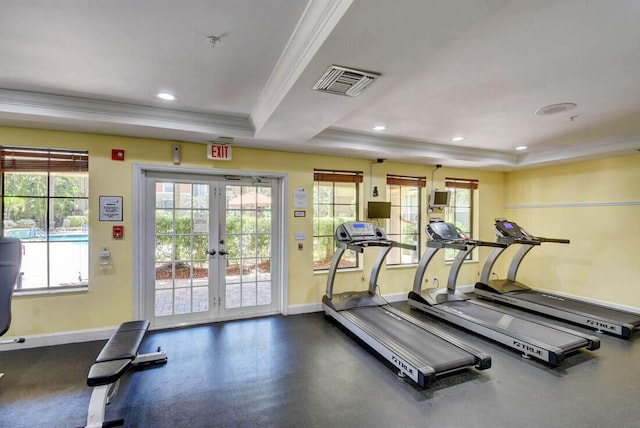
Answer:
[242,283,257,306]
[193,287,209,312]
[149,177,275,321]
[174,288,191,314]
[154,181,211,317]
[224,184,272,310]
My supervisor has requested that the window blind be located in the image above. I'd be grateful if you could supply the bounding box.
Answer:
[386,174,426,187]
[445,177,478,190]
[0,147,89,172]
[314,169,363,183]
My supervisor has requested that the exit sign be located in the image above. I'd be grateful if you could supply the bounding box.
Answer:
[207,143,232,160]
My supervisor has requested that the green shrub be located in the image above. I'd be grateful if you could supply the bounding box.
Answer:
[312,216,355,262]
[155,212,272,262]
[66,215,88,228]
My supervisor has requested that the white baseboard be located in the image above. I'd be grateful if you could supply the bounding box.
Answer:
[287,302,323,315]
[452,284,640,315]
[528,286,640,315]
[4,287,637,351]
[0,327,113,351]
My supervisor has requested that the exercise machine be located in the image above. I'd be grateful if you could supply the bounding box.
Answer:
[475,218,640,338]
[323,221,491,387]
[409,220,599,365]
[0,237,25,380]
[84,320,167,428]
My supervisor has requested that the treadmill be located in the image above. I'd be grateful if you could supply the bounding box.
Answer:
[323,221,491,387]
[475,218,640,339]
[408,220,599,365]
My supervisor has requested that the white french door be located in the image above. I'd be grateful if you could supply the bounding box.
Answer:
[141,171,280,328]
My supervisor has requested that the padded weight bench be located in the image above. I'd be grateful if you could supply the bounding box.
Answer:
[84,320,167,428]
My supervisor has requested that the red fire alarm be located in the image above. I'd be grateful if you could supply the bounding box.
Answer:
[112,149,125,161]
[112,225,124,239]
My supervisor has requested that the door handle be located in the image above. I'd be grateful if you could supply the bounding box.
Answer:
[208,249,216,256]
[219,248,229,256]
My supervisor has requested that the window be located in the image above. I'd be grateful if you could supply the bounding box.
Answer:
[386,174,425,265]
[444,177,477,262]
[313,169,362,270]
[1,147,89,290]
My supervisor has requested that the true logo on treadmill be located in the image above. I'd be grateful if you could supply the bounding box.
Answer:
[585,319,617,331]
[496,295,519,305]
[512,340,543,357]
[391,355,415,376]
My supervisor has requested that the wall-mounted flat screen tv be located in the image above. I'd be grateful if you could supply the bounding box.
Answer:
[367,201,391,218]
[429,189,450,209]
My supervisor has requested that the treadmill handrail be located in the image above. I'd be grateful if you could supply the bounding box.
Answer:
[531,236,570,244]
[506,240,567,282]
[427,240,468,251]
[467,239,508,248]
[415,238,506,294]
[336,240,415,253]
[446,240,506,291]
[498,236,541,246]
[483,219,570,284]
[336,241,365,253]
[328,231,416,299]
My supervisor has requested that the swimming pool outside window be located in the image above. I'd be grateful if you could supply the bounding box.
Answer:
[1,147,89,291]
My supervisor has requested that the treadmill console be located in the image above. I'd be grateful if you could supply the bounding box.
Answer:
[494,219,527,238]
[426,221,467,241]
[335,221,386,243]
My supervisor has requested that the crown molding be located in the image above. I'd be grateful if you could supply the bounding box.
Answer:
[517,132,640,167]
[250,0,353,134]
[0,89,254,138]
[311,129,519,166]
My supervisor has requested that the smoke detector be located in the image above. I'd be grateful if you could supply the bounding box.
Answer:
[313,65,380,97]
[535,103,577,116]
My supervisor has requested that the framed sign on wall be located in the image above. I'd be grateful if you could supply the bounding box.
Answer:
[99,196,123,221]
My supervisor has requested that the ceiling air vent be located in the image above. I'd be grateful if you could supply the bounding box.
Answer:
[535,103,577,116]
[312,65,380,97]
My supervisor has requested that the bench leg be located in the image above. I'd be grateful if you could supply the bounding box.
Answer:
[85,381,122,428]
[0,337,26,345]
[132,350,167,366]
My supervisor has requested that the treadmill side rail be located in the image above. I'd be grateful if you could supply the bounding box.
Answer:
[324,221,493,387]
[475,283,636,340]
[323,303,437,386]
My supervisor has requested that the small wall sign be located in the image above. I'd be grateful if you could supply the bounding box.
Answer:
[99,196,123,221]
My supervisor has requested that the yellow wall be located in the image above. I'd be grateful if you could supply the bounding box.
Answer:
[5,125,637,338]
[503,154,640,307]
[2,126,506,336]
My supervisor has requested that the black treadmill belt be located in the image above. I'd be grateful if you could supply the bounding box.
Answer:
[511,290,640,325]
[443,301,587,350]
[347,306,476,373]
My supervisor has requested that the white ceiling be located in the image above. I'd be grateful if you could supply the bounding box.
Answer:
[1,0,639,170]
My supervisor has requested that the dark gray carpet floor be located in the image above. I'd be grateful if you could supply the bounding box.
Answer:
[1,301,638,428]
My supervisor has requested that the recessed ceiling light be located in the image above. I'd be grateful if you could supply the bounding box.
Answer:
[157,92,176,101]
[451,136,465,142]
[515,146,528,151]
[373,124,386,131]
